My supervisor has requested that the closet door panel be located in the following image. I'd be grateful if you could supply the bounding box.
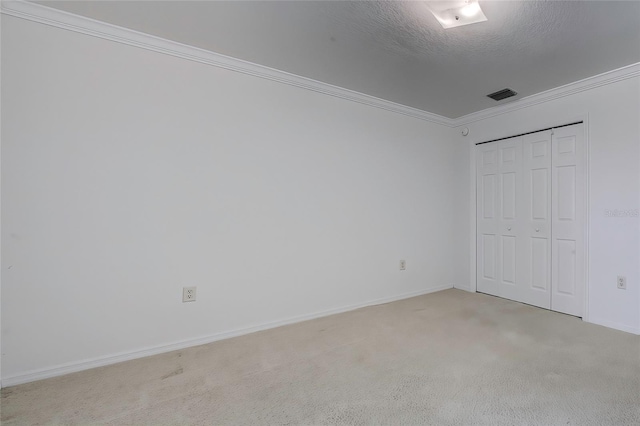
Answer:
[519,131,552,309]
[496,137,524,303]
[477,124,585,317]
[552,124,585,316]
[477,143,499,296]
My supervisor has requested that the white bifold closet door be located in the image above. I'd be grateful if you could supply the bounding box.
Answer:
[477,123,584,317]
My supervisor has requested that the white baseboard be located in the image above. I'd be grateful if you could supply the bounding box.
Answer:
[453,284,474,292]
[586,317,640,335]
[1,284,453,388]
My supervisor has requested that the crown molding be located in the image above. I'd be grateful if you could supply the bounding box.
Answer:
[454,62,640,126]
[0,0,456,127]
[3,1,639,129]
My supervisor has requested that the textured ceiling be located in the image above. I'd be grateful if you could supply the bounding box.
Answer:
[35,1,640,118]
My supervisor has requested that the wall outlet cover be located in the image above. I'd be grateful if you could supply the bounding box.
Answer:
[617,276,626,290]
[183,286,197,302]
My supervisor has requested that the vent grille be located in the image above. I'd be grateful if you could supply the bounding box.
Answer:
[487,88,517,101]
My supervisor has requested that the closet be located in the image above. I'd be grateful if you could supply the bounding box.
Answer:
[476,123,585,317]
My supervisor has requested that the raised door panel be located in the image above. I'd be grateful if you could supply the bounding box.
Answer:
[530,237,548,291]
[501,236,517,284]
[557,165,576,221]
[556,239,577,295]
[501,172,517,220]
[482,234,497,280]
[531,168,548,221]
[482,174,497,219]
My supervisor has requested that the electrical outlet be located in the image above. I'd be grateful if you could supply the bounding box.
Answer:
[399,260,406,271]
[183,286,197,302]
[617,276,626,290]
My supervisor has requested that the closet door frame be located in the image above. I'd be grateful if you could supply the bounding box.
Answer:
[469,115,590,322]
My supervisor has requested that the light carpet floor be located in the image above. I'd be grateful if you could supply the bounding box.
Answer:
[1,289,639,425]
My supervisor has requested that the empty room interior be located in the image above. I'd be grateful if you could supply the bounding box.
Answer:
[1,0,640,424]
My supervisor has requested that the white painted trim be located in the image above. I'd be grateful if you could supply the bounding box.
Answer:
[0,284,453,387]
[456,63,640,126]
[0,4,3,390]
[588,317,640,336]
[2,2,639,129]
[581,115,591,324]
[0,0,455,127]
[453,285,473,293]
[469,134,477,292]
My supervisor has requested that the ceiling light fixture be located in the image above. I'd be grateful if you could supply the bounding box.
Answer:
[427,1,488,29]
[460,2,481,17]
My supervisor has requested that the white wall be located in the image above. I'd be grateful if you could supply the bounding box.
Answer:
[1,15,457,383]
[454,74,640,334]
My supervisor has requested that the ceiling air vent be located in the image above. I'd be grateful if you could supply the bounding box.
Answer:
[487,88,517,101]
